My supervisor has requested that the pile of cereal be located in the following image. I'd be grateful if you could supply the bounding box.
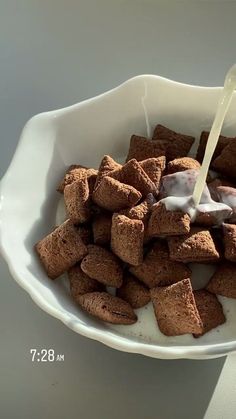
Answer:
[35,124,236,337]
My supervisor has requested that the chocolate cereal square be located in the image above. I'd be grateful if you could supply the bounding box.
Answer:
[126,134,166,162]
[150,279,203,336]
[196,131,234,163]
[223,223,236,262]
[193,290,225,337]
[78,292,137,324]
[92,213,112,245]
[130,242,191,288]
[92,176,141,212]
[109,158,155,196]
[212,141,236,178]
[119,196,155,244]
[68,265,104,301]
[111,214,144,266]
[152,124,194,160]
[35,220,88,279]
[167,157,201,174]
[80,244,123,287]
[64,176,91,224]
[57,165,97,193]
[168,227,220,263]
[206,262,236,298]
[94,155,122,190]
[148,202,191,237]
[117,273,150,309]
[140,157,166,191]
[119,196,154,222]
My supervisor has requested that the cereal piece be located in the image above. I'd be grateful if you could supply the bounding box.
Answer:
[140,157,166,190]
[109,159,155,196]
[81,244,123,287]
[212,141,236,178]
[193,290,225,337]
[94,155,122,189]
[130,242,191,288]
[92,213,112,245]
[126,134,166,162]
[206,262,236,298]
[64,176,91,224]
[119,196,155,244]
[167,157,201,174]
[150,279,203,336]
[35,220,88,279]
[194,212,219,227]
[215,186,236,222]
[194,202,232,227]
[148,202,190,237]
[168,227,220,263]
[92,176,141,212]
[116,273,150,309]
[196,131,234,163]
[208,178,236,201]
[76,225,92,245]
[223,223,236,261]
[152,124,194,160]
[111,214,144,266]
[57,164,97,193]
[120,195,154,221]
[68,265,104,300]
[78,292,137,324]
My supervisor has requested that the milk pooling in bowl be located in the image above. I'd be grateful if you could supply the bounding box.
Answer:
[160,169,232,222]
[160,64,236,221]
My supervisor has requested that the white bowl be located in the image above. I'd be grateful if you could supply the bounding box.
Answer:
[1,75,236,360]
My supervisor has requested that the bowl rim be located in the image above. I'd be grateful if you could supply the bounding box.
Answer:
[1,73,235,359]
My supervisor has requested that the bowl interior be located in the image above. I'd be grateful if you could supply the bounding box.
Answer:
[2,75,236,358]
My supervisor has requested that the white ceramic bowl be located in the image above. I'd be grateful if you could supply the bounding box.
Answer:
[1,75,236,359]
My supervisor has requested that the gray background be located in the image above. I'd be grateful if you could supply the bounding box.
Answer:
[1,1,236,418]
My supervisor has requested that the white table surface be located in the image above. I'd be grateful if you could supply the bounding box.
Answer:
[1,1,236,418]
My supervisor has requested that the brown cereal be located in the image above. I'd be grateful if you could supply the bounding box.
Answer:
[168,227,220,263]
[81,244,123,287]
[76,225,93,245]
[167,157,201,174]
[148,202,191,237]
[140,157,166,191]
[223,223,236,262]
[116,273,150,309]
[94,155,122,189]
[212,141,236,178]
[111,214,144,266]
[78,292,137,324]
[109,158,155,196]
[193,290,226,337]
[196,131,235,163]
[92,176,141,212]
[119,195,155,222]
[57,164,97,193]
[92,213,112,245]
[64,176,91,224]
[150,279,203,336]
[68,265,104,300]
[208,178,236,201]
[152,124,194,160]
[119,196,155,244]
[35,220,88,279]
[130,242,191,288]
[126,134,166,162]
[206,262,236,298]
